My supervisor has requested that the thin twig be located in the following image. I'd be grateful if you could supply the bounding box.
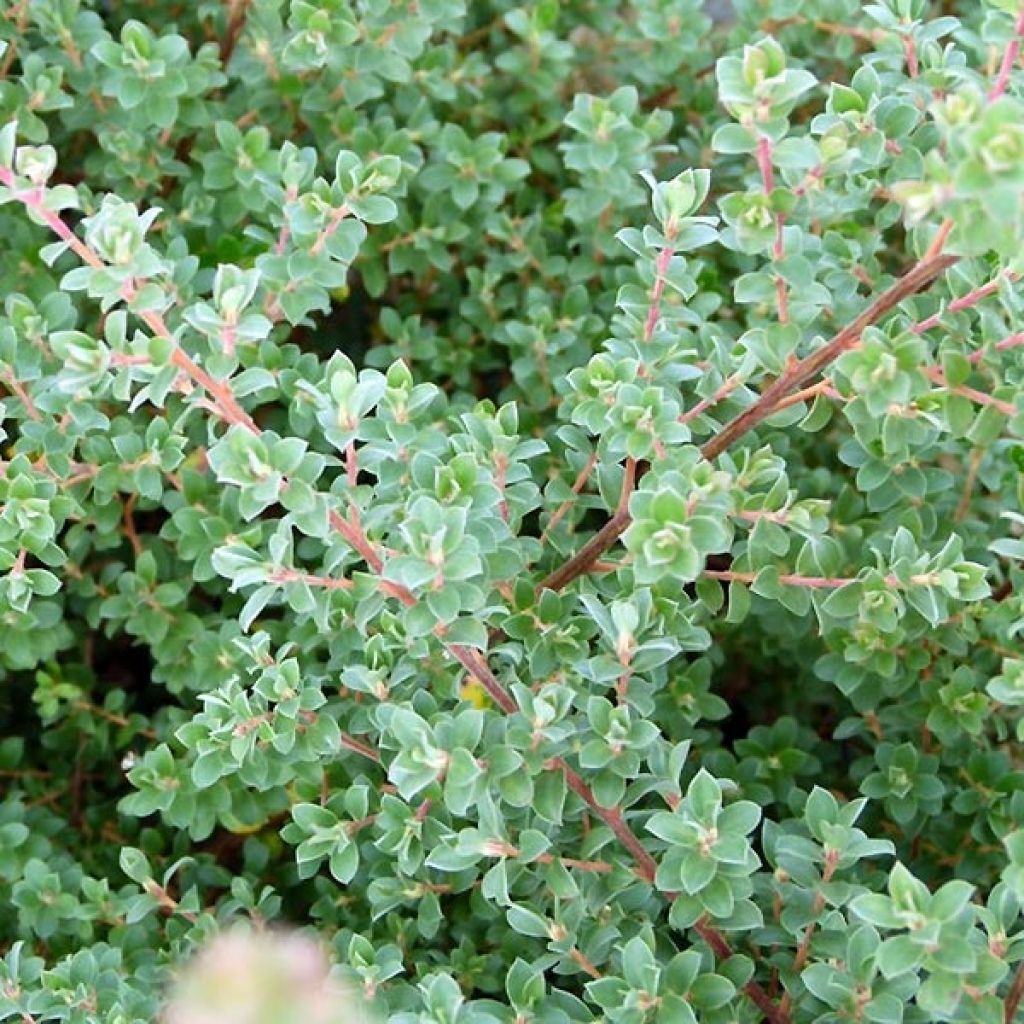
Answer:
[678,373,744,425]
[779,849,839,1017]
[540,452,598,543]
[643,246,674,341]
[926,366,1017,417]
[73,699,157,740]
[760,15,885,44]
[340,733,382,763]
[911,270,1014,335]
[569,947,603,980]
[955,448,984,522]
[1,370,41,420]
[757,135,789,324]
[970,331,1024,363]
[538,458,636,594]
[268,568,354,591]
[704,569,944,590]
[0,173,258,433]
[924,219,954,260]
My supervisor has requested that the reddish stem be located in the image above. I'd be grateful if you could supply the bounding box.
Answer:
[925,366,1018,416]
[268,568,354,591]
[903,34,919,78]
[345,440,358,488]
[327,509,385,575]
[0,169,410,602]
[220,0,251,67]
[990,9,1024,102]
[540,252,958,595]
[1,370,41,421]
[535,852,614,874]
[539,458,635,594]
[705,569,851,589]
[756,136,775,194]
[679,373,743,425]
[705,568,943,590]
[924,218,954,260]
[702,252,958,461]
[540,452,598,543]
[694,919,788,1024]
[569,948,603,980]
[643,245,674,342]
[779,849,839,1016]
[445,647,672,914]
[775,274,789,324]
[494,452,509,523]
[339,733,382,763]
[123,494,143,557]
[310,205,350,256]
[911,272,1016,335]
[768,378,840,414]
[167,345,257,432]
[970,331,1024,363]
[1,172,259,434]
[553,755,659,882]
[1006,959,1024,1024]
[757,135,788,323]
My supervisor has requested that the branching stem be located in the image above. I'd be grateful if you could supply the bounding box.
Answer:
[539,251,959,594]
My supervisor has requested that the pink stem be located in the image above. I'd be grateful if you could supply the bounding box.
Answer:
[268,569,353,590]
[679,373,743,425]
[642,245,673,342]
[705,569,852,589]
[345,440,358,488]
[0,170,259,434]
[339,733,381,763]
[1,369,41,421]
[756,135,788,323]
[911,273,1014,334]
[989,9,1024,102]
[903,35,919,79]
[310,205,350,256]
[756,136,775,194]
[970,331,1024,363]
[0,167,400,574]
[925,365,1017,416]
[705,569,940,589]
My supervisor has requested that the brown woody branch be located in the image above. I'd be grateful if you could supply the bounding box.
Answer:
[695,919,787,1024]
[539,457,636,593]
[220,0,252,67]
[538,251,960,595]
[700,252,959,458]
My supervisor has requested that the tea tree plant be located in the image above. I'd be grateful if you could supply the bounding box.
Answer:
[1,1,1024,1022]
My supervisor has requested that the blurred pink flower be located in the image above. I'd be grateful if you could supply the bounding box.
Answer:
[163,928,377,1024]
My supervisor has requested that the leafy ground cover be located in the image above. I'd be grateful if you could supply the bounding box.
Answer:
[1,1,1024,1022]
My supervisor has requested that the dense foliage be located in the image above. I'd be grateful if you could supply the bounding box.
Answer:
[1,0,1024,1020]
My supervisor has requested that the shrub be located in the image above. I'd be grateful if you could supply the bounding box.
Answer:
[1,0,1024,1021]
